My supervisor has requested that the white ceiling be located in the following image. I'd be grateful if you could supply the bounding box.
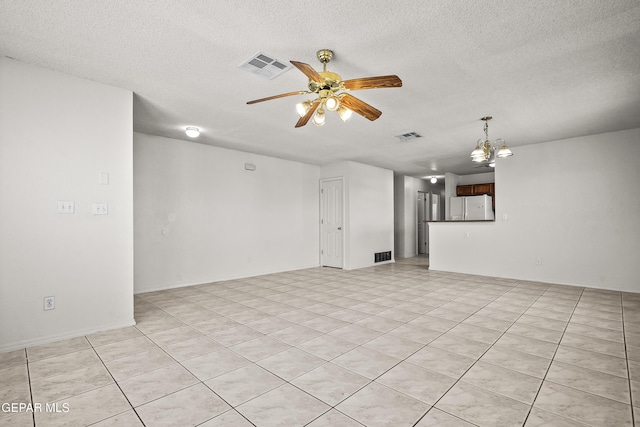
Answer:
[1,0,639,177]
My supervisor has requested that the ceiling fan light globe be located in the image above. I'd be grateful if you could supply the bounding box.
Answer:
[296,101,311,117]
[337,106,352,122]
[312,108,326,126]
[325,96,339,111]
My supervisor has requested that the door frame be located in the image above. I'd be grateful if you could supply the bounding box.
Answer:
[417,191,429,255]
[319,177,345,268]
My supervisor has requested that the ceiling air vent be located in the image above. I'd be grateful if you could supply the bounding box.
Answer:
[394,132,423,142]
[239,52,292,80]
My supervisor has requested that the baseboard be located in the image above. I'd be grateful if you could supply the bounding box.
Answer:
[134,263,321,295]
[0,319,137,353]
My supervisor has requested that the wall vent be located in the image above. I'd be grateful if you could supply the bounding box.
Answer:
[394,132,422,142]
[239,52,292,80]
[374,251,392,263]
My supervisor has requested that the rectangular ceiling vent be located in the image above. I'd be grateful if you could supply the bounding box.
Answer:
[394,132,423,142]
[239,52,292,80]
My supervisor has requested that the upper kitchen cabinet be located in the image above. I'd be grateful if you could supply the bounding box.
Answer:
[456,183,494,197]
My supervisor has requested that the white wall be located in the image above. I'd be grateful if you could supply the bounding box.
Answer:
[0,58,134,351]
[134,133,320,293]
[459,172,495,185]
[430,128,640,292]
[321,161,394,269]
[444,172,460,220]
[394,176,407,258]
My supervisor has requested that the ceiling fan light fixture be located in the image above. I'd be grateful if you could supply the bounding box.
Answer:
[246,49,402,128]
[312,108,326,126]
[337,106,352,122]
[185,127,200,138]
[296,100,312,117]
[325,95,340,111]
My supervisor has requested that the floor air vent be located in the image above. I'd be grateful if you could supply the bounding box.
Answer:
[374,251,392,263]
[239,52,292,80]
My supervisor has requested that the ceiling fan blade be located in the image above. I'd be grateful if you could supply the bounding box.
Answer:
[342,75,402,91]
[295,100,320,128]
[247,90,310,105]
[290,61,324,84]
[339,93,382,121]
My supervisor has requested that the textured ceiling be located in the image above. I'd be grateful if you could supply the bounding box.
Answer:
[1,0,639,176]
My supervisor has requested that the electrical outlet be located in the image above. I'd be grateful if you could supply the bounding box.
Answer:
[464,232,470,238]
[535,257,542,266]
[44,296,55,311]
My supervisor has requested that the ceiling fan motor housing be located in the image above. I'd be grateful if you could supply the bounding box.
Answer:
[308,71,343,93]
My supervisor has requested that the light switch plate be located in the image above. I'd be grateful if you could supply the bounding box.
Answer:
[57,201,75,214]
[99,172,109,185]
[92,203,108,215]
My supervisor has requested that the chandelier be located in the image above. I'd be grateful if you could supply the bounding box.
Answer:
[470,116,513,166]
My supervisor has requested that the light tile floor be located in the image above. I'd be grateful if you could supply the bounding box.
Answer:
[2,258,640,426]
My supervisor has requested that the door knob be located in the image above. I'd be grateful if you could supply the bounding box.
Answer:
[338,227,342,230]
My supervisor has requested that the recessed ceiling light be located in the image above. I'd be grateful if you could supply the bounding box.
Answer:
[185,127,200,138]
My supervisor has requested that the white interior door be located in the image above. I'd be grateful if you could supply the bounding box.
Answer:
[320,178,344,268]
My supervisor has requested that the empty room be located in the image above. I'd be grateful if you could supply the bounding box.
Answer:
[1,1,640,426]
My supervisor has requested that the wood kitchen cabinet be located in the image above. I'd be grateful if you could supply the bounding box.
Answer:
[473,183,494,194]
[456,185,475,196]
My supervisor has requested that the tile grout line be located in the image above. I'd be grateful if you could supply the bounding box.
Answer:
[25,348,36,427]
[416,281,557,427]
[520,289,639,425]
[87,341,147,427]
[519,286,584,426]
[621,292,636,427]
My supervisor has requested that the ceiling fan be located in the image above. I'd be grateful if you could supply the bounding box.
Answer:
[247,49,402,128]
